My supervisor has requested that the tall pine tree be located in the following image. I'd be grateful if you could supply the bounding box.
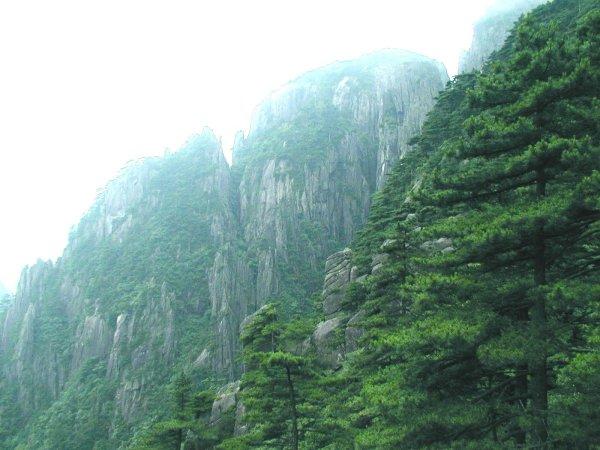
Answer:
[222,304,321,449]
[333,3,599,448]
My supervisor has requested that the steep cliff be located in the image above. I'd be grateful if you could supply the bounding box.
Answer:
[195,50,448,381]
[0,129,252,447]
[233,48,447,310]
[459,0,548,73]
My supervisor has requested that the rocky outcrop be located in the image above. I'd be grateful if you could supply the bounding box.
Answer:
[107,313,128,378]
[210,381,245,437]
[459,0,548,73]
[115,378,145,423]
[322,248,354,316]
[421,237,454,253]
[312,317,345,369]
[371,252,391,275]
[309,234,414,367]
[71,313,111,371]
[208,245,254,378]
[210,381,240,425]
[307,248,366,368]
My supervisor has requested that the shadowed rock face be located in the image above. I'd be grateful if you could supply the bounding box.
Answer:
[459,0,548,73]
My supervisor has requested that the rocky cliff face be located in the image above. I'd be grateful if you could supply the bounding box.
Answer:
[0,129,252,442]
[233,49,447,315]
[230,49,451,377]
[0,50,448,447]
[194,50,447,383]
[459,0,548,73]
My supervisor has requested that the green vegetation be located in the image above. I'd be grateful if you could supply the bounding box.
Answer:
[23,361,117,450]
[1,1,598,448]
[0,134,237,449]
[220,304,322,449]
[129,372,220,449]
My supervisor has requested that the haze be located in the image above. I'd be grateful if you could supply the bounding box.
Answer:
[0,0,499,291]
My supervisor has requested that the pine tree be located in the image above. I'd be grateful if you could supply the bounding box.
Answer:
[222,304,320,449]
[133,373,217,450]
[333,4,600,448]
[397,8,600,448]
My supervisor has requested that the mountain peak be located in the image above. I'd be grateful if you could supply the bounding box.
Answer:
[181,127,221,152]
[249,48,448,136]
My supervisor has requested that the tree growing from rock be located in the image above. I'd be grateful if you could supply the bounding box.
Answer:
[221,304,321,449]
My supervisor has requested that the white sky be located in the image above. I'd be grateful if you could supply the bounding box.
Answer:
[0,0,498,291]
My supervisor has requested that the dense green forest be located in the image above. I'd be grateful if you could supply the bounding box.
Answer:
[1,0,598,448]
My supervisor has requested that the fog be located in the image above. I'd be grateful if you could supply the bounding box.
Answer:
[0,0,502,291]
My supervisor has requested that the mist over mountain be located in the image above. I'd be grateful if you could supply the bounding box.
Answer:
[459,0,549,72]
[0,0,598,448]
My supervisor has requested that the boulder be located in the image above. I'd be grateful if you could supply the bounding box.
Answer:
[421,237,453,252]
[210,381,240,425]
[371,253,390,275]
[313,317,344,369]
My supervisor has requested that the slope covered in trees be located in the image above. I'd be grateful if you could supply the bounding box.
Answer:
[1,0,598,449]
[0,131,245,449]
[231,1,600,448]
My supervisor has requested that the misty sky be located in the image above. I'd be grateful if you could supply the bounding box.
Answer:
[0,0,503,291]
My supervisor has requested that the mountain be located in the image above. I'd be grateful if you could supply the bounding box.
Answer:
[0,130,245,447]
[3,0,597,447]
[0,50,447,448]
[459,0,549,73]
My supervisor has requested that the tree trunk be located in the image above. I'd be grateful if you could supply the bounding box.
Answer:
[514,300,529,446]
[514,364,528,446]
[176,428,183,450]
[530,172,548,448]
[285,365,299,450]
